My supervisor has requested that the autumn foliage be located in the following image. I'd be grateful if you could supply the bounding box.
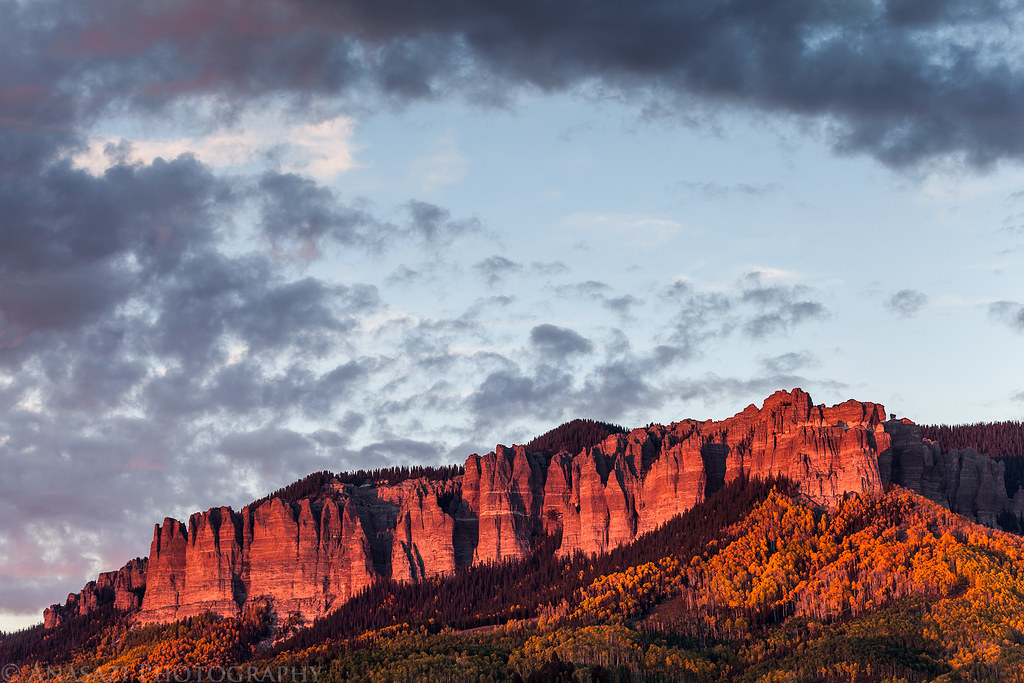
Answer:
[11,476,1024,681]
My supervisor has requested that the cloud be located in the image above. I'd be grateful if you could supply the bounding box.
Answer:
[473,255,524,287]
[552,281,641,317]
[561,212,683,245]
[555,281,612,299]
[990,301,1024,331]
[660,273,828,359]
[603,295,641,317]
[469,365,576,427]
[886,289,929,317]
[677,180,780,199]
[466,331,691,429]
[678,375,847,406]
[529,324,594,359]
[356,438,446,468]
[738,272,828,338]
[760,351,817,375]
[529,261,570,277]
[219,427,331,484]
[149,254,377,369]
[71,115,359,180]
[404,200,483,247]
[258,173,391,256]
[8,0,1022,168]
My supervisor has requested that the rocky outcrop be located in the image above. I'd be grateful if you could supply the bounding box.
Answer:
[44,389,1024,628]
[136,494,375,624]
[463,444,547,563]
[880,420,1017,527]
[382,479,459,581]
[43,558,147,629]
[529,388,889,556]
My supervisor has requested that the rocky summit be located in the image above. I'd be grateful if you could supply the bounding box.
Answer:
[43,389,1024,629]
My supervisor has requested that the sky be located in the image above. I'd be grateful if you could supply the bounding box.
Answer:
[2,0,1024,631]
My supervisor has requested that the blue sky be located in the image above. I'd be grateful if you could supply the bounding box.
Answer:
[2,0,1024,630]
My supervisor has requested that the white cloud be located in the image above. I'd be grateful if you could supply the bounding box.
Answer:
[560,212,683,245]
[71,114,360,181]
[745,267,803,282]
[283,117,360,180]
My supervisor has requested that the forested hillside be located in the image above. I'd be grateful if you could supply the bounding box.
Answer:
[9,476,1024,681]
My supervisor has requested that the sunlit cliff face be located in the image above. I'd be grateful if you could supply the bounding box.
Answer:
[43,390,1023,629]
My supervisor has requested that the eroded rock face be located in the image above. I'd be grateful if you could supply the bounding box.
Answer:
[880,420,1013,527]
[136,493,376,624]
[530,388,889,556]
[382,479,458,581]
[463,444,547,563]
[46,389,1023,628]
[43,558,147,629]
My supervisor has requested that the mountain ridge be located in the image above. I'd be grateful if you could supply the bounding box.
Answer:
[42,388,1024,631]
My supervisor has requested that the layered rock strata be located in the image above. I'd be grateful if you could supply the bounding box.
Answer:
[45,389,1024,627]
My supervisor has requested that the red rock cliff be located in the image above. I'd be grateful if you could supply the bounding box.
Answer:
[45,389,1022,627]
[43,557,147,629]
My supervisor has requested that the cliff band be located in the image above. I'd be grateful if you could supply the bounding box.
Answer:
[44,389,1024,628]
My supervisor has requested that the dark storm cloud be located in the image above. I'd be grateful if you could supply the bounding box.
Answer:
[0,263,131,347]
[886,289,929,317]
[0,154,230,368]
[529,324,594,359]
[9,0,1023,167]
[990,301,1024,331]
[46,330,149,413]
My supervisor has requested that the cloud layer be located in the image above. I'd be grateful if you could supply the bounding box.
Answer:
[6,0,1024,168]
